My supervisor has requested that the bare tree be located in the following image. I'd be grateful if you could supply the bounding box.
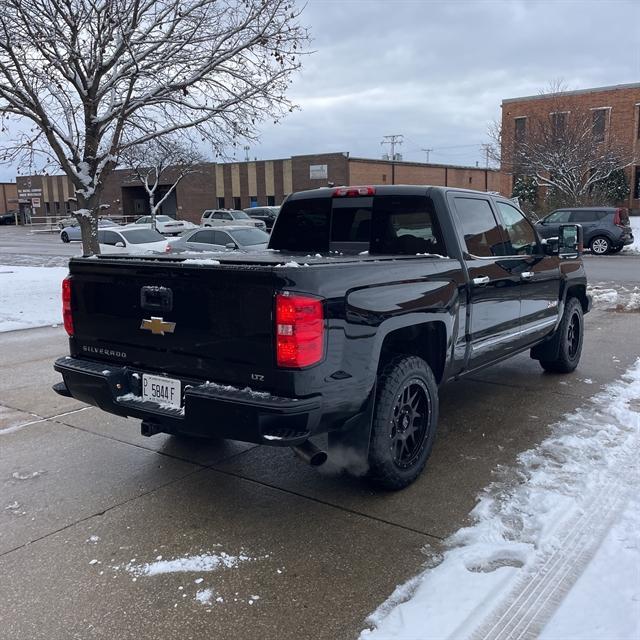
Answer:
[493,86,633,208]
[0,0,308,255]
[122,139,204,231]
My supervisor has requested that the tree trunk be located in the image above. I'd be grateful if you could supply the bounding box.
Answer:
[150,192,157,232]
[75,194,101,256]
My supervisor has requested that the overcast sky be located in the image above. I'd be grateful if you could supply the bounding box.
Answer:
[1,0,639,182]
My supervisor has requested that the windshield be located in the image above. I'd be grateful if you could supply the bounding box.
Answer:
[231,228,270,246]
[156,216,172,222]
[120,229,166,244]
[231,210,250,219]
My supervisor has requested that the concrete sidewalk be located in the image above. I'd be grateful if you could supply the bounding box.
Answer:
[1,309,638,640]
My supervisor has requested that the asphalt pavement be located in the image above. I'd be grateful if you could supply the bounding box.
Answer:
[0,225,639,639]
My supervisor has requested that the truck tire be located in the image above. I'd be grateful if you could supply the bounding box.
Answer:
[367,356,438,490]
[539,297,584,373]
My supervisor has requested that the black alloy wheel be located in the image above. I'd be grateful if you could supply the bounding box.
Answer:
[390,379,431,469]
[367,356,439,490]
[540,297,584,373]
[61,232,70,243]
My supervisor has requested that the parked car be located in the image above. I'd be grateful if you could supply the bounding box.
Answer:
[60,219,121,243]
[54,185,590,490]
[201,209,267,231]
[535,207,634,255]
[243,206,280,231]
[127,215,197,235]
[169,225,270,253]
[97,227,169,254]
[0,210,18,225]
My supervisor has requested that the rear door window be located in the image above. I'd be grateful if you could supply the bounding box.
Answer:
[570,210,603,223]
[101,230,122,246]
[189,230,214,244]
[453,197,507,257]
[213,231,232,245]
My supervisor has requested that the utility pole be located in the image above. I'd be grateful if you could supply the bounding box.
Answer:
[381,135,403,185]
[381,134,403,161]
[243,145,250,162]
[480,144,491,168]
[421,148,433,163]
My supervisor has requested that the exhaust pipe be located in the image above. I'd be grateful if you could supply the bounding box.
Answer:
[291,440,328,467]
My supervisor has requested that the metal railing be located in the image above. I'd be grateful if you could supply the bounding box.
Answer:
[23,214,139,232]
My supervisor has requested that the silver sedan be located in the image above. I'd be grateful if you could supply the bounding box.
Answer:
[168,225,270,253]
[60,219,121,243]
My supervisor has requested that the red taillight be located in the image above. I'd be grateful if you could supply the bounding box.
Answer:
[613,208,627,228]
[276,293,324,368]
[332,186,376,197]
[62,276,74,336]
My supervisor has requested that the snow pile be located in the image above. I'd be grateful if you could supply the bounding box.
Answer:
[361,360,640,640]
[588,284,640,311]
[0,266,69,332]
[622,216,640,254]
[123,551,253,577]
[181,258,221,266]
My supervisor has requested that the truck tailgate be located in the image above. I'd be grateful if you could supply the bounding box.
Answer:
[69,258,276,382]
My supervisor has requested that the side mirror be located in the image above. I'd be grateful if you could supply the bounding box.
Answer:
[225,242,237,250]
[115,242,125,248]
[541,237,559,255]
[558,224,582,258]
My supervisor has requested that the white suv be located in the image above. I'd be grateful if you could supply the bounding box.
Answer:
[201,209,266,231]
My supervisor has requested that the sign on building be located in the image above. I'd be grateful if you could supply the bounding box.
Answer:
[31,197,41,208]
[309,164,328,180]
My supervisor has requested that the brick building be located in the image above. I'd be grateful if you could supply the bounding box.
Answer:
[15,152,499,224]
[0,182,18,215]
[500,82,640,213]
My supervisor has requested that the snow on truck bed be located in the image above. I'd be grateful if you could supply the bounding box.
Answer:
[361,360,640,640]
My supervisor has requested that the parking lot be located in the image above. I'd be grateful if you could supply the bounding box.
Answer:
[1,227,639,639]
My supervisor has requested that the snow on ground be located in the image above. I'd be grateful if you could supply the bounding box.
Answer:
[588,284,640,312]
[122,551,253,577]
[0,266,68,332]
[622,216,640,254]
[360,361,640,640]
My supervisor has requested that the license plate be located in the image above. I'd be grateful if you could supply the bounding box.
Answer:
[142,374,181,409]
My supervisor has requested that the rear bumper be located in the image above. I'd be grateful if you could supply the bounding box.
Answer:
[53,357,322,445]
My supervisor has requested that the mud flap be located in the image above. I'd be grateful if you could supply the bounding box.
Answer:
[327,384,376,469]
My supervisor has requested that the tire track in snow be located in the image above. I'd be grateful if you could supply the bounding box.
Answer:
[465,447,637,640]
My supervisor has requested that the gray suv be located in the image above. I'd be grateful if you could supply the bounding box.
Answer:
[535,207,634,255]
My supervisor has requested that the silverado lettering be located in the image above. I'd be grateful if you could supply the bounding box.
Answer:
[54,185,591,489]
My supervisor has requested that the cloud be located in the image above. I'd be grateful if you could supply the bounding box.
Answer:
[0,0,638,181]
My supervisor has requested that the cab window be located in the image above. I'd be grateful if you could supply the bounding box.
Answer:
[495,201,538,255]
[453,197,506,257]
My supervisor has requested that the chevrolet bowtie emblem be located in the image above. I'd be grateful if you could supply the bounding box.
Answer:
[140,317,176,336]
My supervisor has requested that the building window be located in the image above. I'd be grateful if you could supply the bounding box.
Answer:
[217,196,225,209]
[233,197,242,210]
[634,166,640,200]
[249,196,258,207]
[45,202,50,214]
[55,201,61,213]
[592,109,607,142]
[551,111,568,138]
[267,195,276,206]
[514,117,526,144]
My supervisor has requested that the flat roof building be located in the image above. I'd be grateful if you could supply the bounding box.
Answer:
[16,152,500,224]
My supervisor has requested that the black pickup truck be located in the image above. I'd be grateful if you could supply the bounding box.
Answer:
[53,186,590,489]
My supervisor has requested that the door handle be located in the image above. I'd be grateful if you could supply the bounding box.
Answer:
[521,271,534,280]
[472,276,490,286]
